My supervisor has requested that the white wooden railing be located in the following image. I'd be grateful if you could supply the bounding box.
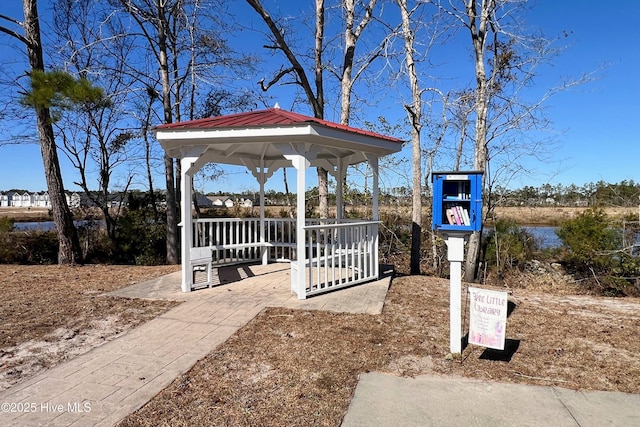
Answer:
[190,217,380,297]
[302,220,379,297]
[193,218,262,266]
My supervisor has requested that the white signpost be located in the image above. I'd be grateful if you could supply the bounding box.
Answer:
[445,233,466,355]
[468,287,508,350]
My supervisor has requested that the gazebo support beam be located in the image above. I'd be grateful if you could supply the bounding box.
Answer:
[179,148,208,292]
[284,151,313,299]
[367,154,380,278]
[259,160,267,265]
[366,154,380,221]
[336,158,346,221]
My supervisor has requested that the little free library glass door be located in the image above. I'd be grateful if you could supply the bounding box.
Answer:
[432,171,483,232]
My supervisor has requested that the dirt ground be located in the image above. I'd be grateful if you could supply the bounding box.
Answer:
[0,264,180,391]
[2,263,639,427]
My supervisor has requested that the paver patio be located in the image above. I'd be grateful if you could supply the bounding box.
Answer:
[0,263,392,427]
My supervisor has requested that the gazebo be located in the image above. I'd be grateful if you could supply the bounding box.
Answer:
[154,107,403,299]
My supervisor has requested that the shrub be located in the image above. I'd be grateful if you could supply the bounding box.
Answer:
[556,208,639,296]
[484,219,536,274]
[0,230,58,264]
[556,208,621,264]
[113,204,167,265]
[0,217,15,233]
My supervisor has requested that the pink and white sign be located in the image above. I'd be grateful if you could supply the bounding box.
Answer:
[468,287,508,350]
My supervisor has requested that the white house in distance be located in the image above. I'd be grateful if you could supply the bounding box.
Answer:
[0,192,10,207]
[0,191,82,208]
[12,192,31,207]
[33,192,50,207]
[208,195,235,208]
[206,195,255,208]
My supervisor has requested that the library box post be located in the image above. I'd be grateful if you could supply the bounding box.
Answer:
[431,171,483,233]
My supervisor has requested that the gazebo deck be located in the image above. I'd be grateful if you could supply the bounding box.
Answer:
[111,262,394,314]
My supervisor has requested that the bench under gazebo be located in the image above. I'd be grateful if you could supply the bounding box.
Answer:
[154,107,402,299]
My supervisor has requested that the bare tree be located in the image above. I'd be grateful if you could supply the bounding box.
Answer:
[396,0,423,274]
[436,0,585,281]
[51,0,137,241]
[0,0,82,264]
[246,0,389,218]
[246,0,329,215]
[110,0,179,263]
[109,0,250,263]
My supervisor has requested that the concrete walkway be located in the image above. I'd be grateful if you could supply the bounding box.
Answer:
[342,372,640,427]
[0,263,393,427]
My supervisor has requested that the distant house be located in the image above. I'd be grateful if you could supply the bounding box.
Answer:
[209,195,235,208]
[0,190,130,209]
[33,191,50,207]
[0,192,11,207]
[11,192,31,207]
[239,197,254,208]
[194,193,213,207]
[66,192,81,208]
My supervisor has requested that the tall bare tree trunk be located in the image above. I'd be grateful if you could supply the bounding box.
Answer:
[396,0,422,274]
[247,0,381,220]
[142,91,159,220]
[156,0,178,264]
[464,0,491,281]
[314,0,330,219]
[23,0,81,264]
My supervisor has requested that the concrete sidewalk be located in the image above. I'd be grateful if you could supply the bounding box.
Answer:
[342,372,640,427]
[0,263,392,427]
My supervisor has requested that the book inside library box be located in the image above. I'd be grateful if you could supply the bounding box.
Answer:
[442,180,471,226]
[431,171,482,232]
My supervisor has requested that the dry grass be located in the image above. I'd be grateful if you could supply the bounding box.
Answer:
[492,206,639,225]
[119,273,640,427]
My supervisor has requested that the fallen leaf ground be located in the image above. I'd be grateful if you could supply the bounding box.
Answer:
[1,263,639,427]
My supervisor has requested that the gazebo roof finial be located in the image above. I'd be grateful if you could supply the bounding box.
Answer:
[273,102,280,109]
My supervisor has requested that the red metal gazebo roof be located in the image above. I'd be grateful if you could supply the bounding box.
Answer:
[155,108,402,144]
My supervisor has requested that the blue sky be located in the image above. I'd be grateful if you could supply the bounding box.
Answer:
[520,0,639,188]
[0,0,638,194]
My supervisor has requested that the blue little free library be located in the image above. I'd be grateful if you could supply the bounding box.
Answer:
[431,171,483,233]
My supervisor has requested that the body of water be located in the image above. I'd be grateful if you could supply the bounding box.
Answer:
[13,220,104,231]
[483,226,561,249]
[524,226,562,249]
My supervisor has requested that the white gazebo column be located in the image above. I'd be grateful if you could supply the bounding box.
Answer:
[367,154,380,277]
[179,149,207,292]
[180,157,195,292]
[336,157,347,221]
[259,162,268,265]
[245,159,283,266]
[284,153,311,299]
[369,155,379,221]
